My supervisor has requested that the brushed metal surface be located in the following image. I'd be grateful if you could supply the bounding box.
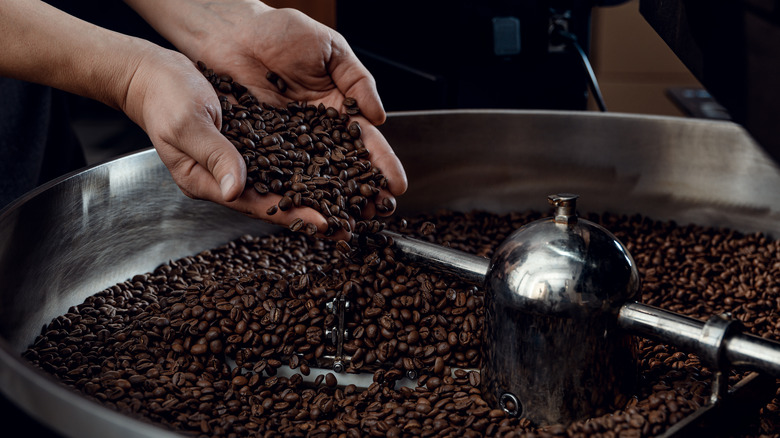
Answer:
[0,150,273,438]
[382,231,490,285]
[1,110,779,436]
[619,302,780,378]
[382,110,780,234]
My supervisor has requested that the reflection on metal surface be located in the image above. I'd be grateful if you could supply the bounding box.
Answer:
[481,195,640,426]
[383,231,490,285]
[618,302,780,378]
[0,149,273,438]
[500,392,522,417]
[387,199,780,426]
[381,110,780,236]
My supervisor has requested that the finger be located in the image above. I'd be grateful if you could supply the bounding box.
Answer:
[160,112,247,203]
[342,74,385,126]
[327,34,386,125]
[225,188,335,234]
[355,117,408,197]
[361,201,377,220]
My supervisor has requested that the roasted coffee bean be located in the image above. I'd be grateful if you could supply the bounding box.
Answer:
[324,373,337,388]
[275,77,288,93]
[289,218,304,232]
[190,343,208,356]
[343,97,357,108]
[278,196,293,211]
[348,121,362,139]
[304,223,319,237]
[379,197,396,214]
[433,356,445,375]
[253,182,269,194]
[336,240,351,254]
[359,184,374,198]
[420,221,436,236]
[468,371,481,387]
[266,70,286,93]
[200,66,391,236]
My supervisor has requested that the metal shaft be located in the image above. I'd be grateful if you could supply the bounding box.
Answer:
[382,231,490,285]
[618,302,780,377]
[384,232,780,378]
[725,335,780,376]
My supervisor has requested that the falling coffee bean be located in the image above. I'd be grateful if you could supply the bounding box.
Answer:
[289,218,304,232]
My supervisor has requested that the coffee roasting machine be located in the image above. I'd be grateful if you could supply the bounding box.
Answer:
[340,2,780,433]
[2,1,780,437]
[4,110,780,437]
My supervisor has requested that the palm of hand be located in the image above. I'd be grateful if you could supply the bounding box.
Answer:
[201,9,382,123]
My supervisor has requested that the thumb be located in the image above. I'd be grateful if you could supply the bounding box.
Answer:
[158,112,246,203]
[211,138,246,202]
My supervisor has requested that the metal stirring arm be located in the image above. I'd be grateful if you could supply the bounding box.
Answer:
[382,230,780,379]
[382,231,490,285]
[619,302,780,378]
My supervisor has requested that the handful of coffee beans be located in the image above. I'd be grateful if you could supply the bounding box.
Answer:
[198,62,390,237]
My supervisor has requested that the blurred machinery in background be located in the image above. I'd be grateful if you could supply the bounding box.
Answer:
[338,0,780,165]
[337,1,627,111]
[640,0,780,165]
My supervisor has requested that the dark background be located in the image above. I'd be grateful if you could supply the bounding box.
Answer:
[337,0,596,111]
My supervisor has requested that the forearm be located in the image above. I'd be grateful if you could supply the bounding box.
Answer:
[0,0,154,111]
[123,0,273,63]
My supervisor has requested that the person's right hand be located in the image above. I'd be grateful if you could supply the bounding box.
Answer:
[184,6,409,218]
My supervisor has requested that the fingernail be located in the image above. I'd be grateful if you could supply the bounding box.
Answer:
[220,173,236,199]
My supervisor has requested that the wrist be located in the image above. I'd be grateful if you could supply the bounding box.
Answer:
[0,0,154,111]
[124,0,274,63]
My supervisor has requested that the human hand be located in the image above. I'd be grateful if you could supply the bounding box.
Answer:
[121,47,338,233]
[1,0,354,234]
[126,1,408,233]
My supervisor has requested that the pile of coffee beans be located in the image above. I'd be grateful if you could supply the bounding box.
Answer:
[23,209,780,436]
[197,62,391,237]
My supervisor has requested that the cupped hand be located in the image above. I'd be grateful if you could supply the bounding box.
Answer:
[123,1,408,238]
[185,5,408,218]
[121,47,332,234]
